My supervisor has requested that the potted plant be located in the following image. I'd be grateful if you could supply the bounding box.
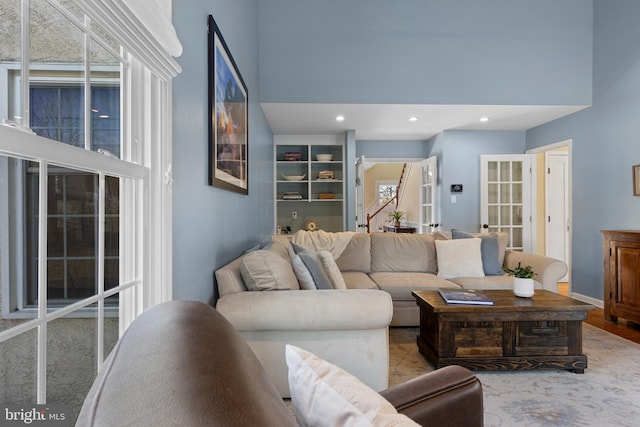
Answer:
[388,210,405,227]
[503,262,536,297]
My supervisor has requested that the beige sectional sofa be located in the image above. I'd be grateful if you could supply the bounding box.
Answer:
[214,230,567,397]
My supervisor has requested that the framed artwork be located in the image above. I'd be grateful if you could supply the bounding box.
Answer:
[633,164,640,196]
[208,15,248,194]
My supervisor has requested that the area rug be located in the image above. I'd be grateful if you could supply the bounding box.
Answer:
[389,324,640,426]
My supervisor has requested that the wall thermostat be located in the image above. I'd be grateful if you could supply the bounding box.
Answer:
[451,184,463,193]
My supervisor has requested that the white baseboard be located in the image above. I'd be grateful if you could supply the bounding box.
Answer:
[569,292,603,309]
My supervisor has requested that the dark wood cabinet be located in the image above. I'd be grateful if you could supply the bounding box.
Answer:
[602,230,640,324]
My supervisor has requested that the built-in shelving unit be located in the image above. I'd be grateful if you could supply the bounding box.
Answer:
[275,135,345,233]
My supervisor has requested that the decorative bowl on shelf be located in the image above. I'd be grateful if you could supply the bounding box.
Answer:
[282,174,306,181]
[315,153,333,161]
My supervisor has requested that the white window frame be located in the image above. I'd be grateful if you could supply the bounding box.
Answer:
[0,0,178,404]
[376,180,398,205]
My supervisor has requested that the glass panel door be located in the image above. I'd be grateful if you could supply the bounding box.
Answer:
[480,155,534,251]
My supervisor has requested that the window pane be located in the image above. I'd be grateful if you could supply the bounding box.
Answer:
[0,330,37,405]
[499,161,510,181]
[500,183,510,203]
[488,183,498,204]
[47,316,98,421]
[513,206,523,226]
[500,206,511,225]
[512,161,522,181]
[0,155,35,329]
[90,40,121,156]
[487,161,498,182]
[30,0,85,146]
[26,167,120,306]
[512,183,522,204]
[1,0,22,124]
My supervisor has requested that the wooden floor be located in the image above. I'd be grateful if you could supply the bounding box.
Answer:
[558,283,640,345]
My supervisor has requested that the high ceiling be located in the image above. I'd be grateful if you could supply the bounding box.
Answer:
[261,103,588,140]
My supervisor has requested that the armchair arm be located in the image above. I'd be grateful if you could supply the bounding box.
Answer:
[503,250,568,292]
[379,365,483,427]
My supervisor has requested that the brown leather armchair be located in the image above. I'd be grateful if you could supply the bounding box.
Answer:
[77,301,482,426]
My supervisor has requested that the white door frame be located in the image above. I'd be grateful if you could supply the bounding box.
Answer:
[527,140,573,287]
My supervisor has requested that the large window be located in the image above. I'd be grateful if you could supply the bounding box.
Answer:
[0,0,179,417]
[26,84,121,307]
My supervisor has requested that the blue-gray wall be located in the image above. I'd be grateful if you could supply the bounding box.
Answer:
[434,131,526,232]
[527,0,640,301]
[356,140,429,159]
[258,0,593,105]
[172,0,274,302]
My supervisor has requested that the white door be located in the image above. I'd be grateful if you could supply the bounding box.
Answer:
[419,156,438,233]
[480,154,535,252]
[355,156,367,232]
[545,152,570,281]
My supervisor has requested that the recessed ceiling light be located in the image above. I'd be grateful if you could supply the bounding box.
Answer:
[479,117,489,122]
[336,115,345,122]
[409,116,418,122]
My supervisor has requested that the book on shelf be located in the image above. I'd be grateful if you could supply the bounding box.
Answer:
[437,289,494,306]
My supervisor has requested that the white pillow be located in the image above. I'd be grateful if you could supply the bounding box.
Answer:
[435,237,485,279]
[316,251,347,289]
[240,250,298,291]
[285,345,419,427]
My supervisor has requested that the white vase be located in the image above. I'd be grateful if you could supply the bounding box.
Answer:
[513,277,534,297]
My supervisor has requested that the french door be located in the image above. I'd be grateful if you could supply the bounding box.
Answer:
[419,156,438,233]
[480,154,535,252]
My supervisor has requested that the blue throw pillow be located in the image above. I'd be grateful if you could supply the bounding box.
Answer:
[289,243,333,289]
[451,229,503,276]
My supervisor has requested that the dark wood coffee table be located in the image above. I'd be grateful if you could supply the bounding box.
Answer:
[412,289,595,373]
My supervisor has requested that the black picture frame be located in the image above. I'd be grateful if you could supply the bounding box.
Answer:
[208,15,249,194]
[633,164,640,196]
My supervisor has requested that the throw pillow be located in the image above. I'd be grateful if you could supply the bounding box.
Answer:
[288,243,333,290]
[435,238,485,279]
[316,251,347,289]
[285,345,420,427]
[240,250,298,291]
[452,229,503,275]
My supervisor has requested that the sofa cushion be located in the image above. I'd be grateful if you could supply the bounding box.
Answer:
[335,233,372,272]
[289,243,333,290]
[240,250,299,291]
[317,251,347,289]
[342,271,379,290]
[370,233,438,273]
[285,345,419,427]
[369,272,455,301]
[452,229,503,275]
[435,238,485,279]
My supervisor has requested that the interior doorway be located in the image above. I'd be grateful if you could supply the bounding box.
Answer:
[528,140,572,289]
[355,158,428,233]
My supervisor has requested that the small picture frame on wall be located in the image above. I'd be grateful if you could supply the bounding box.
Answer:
[208,15,249,195]
[634,164,640,196]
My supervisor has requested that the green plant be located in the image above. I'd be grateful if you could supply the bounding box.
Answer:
[503,262,536,279]
[388,210,405,223]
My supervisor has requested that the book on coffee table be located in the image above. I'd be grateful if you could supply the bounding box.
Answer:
[437,289,494,306]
